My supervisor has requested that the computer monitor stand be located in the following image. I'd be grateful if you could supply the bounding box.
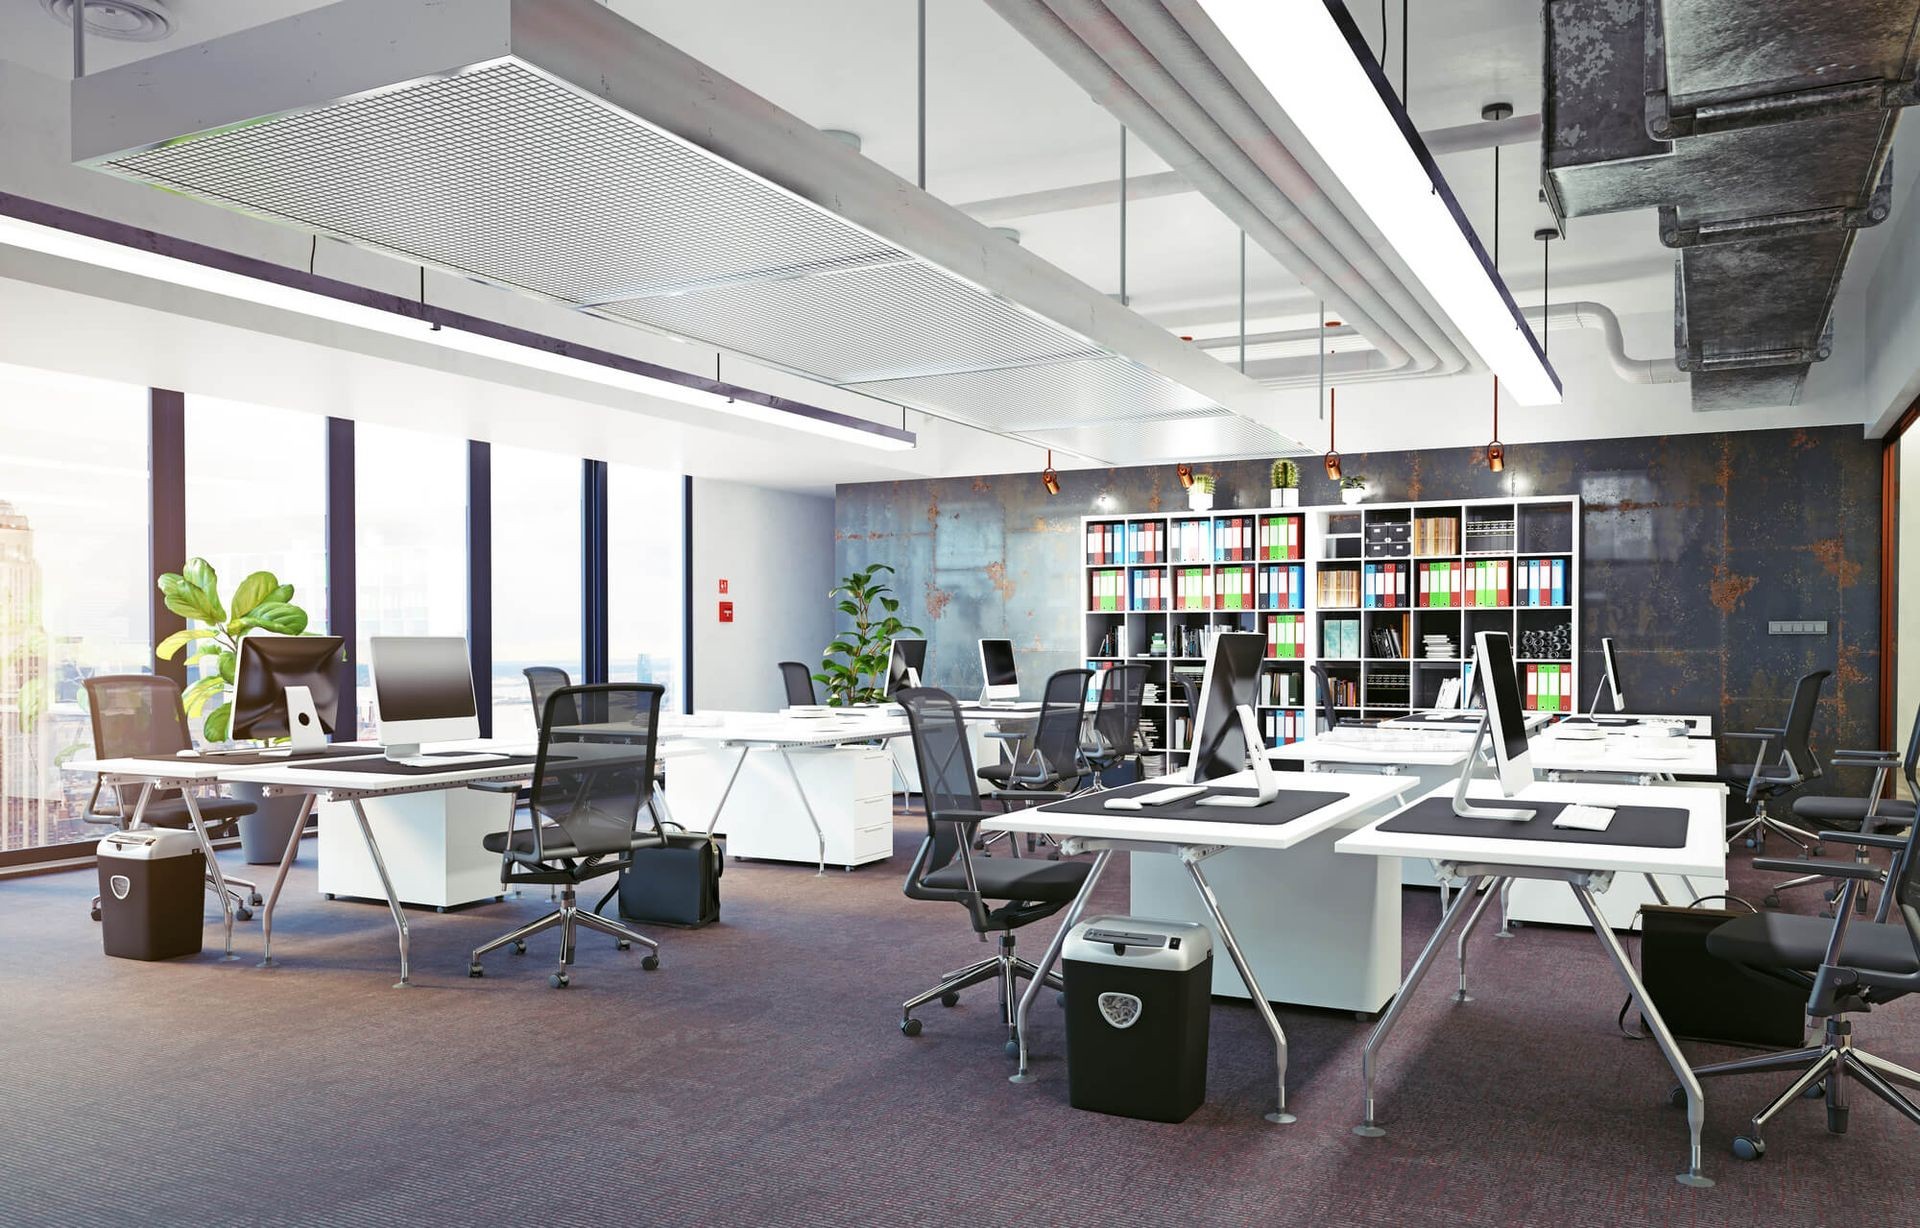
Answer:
[1451,710,1536,821]
[1583,678,1631,724]
[282,685,328,754]
[1195,704,1282,807]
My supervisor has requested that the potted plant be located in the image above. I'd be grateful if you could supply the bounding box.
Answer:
[815,563,923,706]
[1270,459,1300,508]
[1340,474,1369,506]
[155,558,320,864]
[1187,471,1217,512]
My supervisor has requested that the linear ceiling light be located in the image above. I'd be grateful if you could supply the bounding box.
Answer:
[0,211,914,451]
[1191,0,1562,405]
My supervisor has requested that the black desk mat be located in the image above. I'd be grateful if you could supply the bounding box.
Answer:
[133,745,383,767]
[1379,795,1689,848]
[290,753,548,777]
[1042,780,1352,826]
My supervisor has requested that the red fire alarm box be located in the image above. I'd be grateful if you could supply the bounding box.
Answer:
[718,579,729,594]
[718,601,734,623]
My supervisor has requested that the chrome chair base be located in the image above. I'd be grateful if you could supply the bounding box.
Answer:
[1689,1016,1920,1157]
[901,932,1064,1049]
[469,884,660,986]
[1726,804,1816,854]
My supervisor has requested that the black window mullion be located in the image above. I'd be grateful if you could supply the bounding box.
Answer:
[584,458,609,684]
[149,389,186,690]
[468,440,492,737]
[326,417,356,739]
[682,475,694,714]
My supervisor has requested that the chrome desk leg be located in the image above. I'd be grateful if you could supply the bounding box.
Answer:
[1571,883,1713,1189]
[1493,876,1516,939]
[179,790,238,961]
[1679,875,1703,903]
[1453,877,1501,1003]
[1011,847,1113,1084]
[259,793,316,968]
[1187,852,1297,1124]
[777,747,829,875]
[704,746,752,839]
[1356,874,1489,1137]
[1644,872,1671,907]
[349,798,411,988]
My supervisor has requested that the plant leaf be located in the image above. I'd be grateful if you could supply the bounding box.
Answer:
[155,627,221,660]
[263,583,295,607]
[181,675,226,717]
[229,570,278,619]
[217,650,237,685]
[182,557,218,595]
[201,702,232,745]
[247,603,310,635]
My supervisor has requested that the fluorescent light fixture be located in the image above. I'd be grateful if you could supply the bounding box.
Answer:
[1192,0,1562,405]
[0,213,915,450]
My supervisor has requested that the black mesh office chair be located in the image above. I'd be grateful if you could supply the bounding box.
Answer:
[1684,802,1920,1159]
[1311,663,1335,733]
[778,661,819,706]
[1080,664,1147,789]
[977,668,1092,795]
[524,665,578,732]
[1764,712,1920,910]
[468,683,668,988]
[1720,668,1829,852]
[897,687,1092,1052]
[81,675,261,921]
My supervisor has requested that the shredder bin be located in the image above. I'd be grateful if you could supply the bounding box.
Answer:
[97,829,205,961]
[1063,916,1213,1122]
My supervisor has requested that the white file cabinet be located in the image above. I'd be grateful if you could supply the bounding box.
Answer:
[317,786,516,910]
[670,744,895,870]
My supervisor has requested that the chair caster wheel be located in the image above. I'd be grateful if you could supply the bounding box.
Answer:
[1811,844,1824,857]
[900,1017,922,1037]
[1804,1081,1826,1099]
[641,954,660,971]
[435,906,448,914]
[1731,1135,1765,1161]
[1666,1085,1686,1109]
[468,963,484,978]
[90,908,102,922]
[249,892,263,906]
[513,941,525,955]
[939,991,960,1008]
[1004,1038,1020,1057]
[1763,895,1781,909]
[617,939,631,950]
[549,972,570,989]
[1744,838,1758,849]
[235,907,253,922]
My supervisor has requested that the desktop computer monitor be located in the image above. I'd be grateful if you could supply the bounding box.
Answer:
[1186,631,1268,785]
[886,637,927,698]
[1598,636,1625,712]
[979,638,1019,702]
[1450,631,1536,819]
[230,634,344,750]
[368,636,480,759]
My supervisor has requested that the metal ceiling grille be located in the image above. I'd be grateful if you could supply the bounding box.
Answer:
[857,357,1221,433]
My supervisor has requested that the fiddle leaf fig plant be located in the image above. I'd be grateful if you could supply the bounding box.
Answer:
[155,558,311,743]
[815,562,922,706]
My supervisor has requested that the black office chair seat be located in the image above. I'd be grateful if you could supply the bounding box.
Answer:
[482,825,663,864]
[977,760,1071,789]
[136,796,256,830]
[921,856,1089,903]
[1708,912,1918,979]
[1792,795,1916,829]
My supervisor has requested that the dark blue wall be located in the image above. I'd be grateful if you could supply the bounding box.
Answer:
[835,425,1882,772]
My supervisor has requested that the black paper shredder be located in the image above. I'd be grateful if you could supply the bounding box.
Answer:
[1063,916,1213,1122]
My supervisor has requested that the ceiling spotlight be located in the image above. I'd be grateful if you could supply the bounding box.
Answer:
[1322,387,1341,481]
[1041,449,1061,496]
[1176,463,1195,490]
[43,0,172,41]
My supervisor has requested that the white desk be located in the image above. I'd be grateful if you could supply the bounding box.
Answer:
[225,753,542,986]
[984,771,1413,1123]
[665,711,909,874]
[1336,779,1727,1188]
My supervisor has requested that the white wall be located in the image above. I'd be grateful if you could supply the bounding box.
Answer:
[690,478,836,711]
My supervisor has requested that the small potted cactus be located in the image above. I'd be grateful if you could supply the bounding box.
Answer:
[1270,459,1300,508]
[1188,471,1217,512]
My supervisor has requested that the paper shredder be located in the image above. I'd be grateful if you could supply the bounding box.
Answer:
[1063,916,1213,1122]
[96,829,205,960]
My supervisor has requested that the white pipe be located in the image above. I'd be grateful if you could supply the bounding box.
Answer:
[1523,301,1686,385]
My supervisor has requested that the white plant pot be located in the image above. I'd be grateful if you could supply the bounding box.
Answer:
[1187,489,1215,512]
[1341,487,1366,506]
[1270,488,1299,508]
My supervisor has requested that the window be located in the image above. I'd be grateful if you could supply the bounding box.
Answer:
[0,364,151,853]
[608,463,684,710]
[183,397,329,737]
[491,445,582,740]
[355,421,467,736]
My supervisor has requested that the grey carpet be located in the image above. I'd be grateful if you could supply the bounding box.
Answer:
[0,814,1913,1228]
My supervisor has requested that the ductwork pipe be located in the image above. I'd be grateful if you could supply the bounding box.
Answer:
[1523,301,1685,384]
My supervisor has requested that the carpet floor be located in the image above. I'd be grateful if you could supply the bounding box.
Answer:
[0,813,1913,1228]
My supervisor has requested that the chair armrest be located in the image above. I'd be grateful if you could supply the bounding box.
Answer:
[1818,831,1910,851]
[1721,731,1775,743]
[986,789,1071,805]
[927,807,1006,824]
[1752,857,1882,881]
[1757,727,1786,736]
[470,780,524,794]
[1831,749,1899,764]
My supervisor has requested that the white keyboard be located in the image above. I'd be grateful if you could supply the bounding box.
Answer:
[390,752,511,768]
[1552,804,1617,832]
[1105,784,1206,811]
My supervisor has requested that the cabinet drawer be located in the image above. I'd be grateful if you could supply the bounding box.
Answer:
[854,822,895,859]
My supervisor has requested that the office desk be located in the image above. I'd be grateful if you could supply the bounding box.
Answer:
[665,712,910,874]
[1272,729,1474,896]
[225,755,543,986]
[1336,779,1727,1187]
[1561,712,1715,737]
[984,771,1412,1123]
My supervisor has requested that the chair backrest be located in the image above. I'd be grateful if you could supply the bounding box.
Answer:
[527,683,663,859]
[898,686,983,879]
[83,674,191,758]
[1311,663,1334,732]
[1030,668,1093,781]
[778,661,818,706]
[1090,664,1147,762]
[524,666,576,732]
[1779,668,1832,780]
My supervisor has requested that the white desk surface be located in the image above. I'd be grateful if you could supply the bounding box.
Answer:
[1335,779,1726,879]
[1563,712,1714,736]
[983,770,1413,851]
[1380,710,1553,732]
[1531,727,1718,776]
[66,744,387,781]
[665,710,909,746]
[1269,729,1472,768]
[220,754,540,794]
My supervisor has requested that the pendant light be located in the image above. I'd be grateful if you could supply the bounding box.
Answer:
[1176,463,1195,489]
[1324,387,1341,480]
[1041,449,1061,495]
[1483,101,1510,473]
[1487,380,1504,472]
[1319,302,1341,480]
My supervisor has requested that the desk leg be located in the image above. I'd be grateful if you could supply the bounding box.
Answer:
[1355,874,1489,1137]
[258,793,316,968]
[179,791,238,961]
[1571,884,1713,1189]
[1493,877,1516,939]
[1186,853,1297,1124]
[349,798,411,988]
[776,748,828,876]
[705,746,751,839]
[1643,872,1671,907]
[1452,877,1502,1002]
[1010,847,1113,1084]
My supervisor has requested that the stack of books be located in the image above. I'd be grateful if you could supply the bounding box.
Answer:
[1422,634,1458,660]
